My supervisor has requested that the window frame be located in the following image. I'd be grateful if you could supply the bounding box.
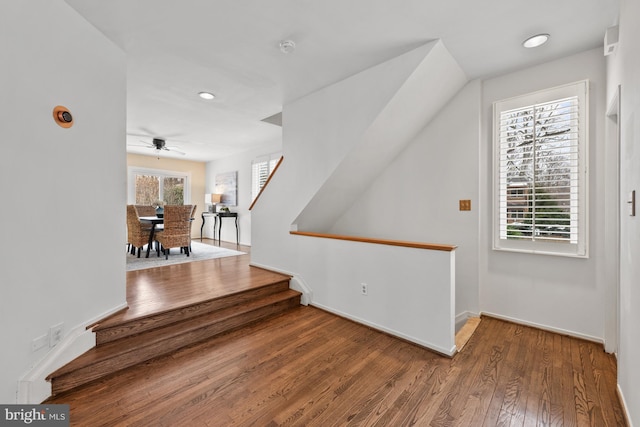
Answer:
[493,80,589,258]
[127,166,192,205]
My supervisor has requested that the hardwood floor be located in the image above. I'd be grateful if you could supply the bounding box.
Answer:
[47,241,626,426]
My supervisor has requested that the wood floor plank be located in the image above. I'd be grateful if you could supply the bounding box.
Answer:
[46,252,626,427]
[484,322,529,427]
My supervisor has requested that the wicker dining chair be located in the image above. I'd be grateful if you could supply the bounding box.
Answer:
[134,205,156,217]
[126,205,152,258]
[155,205,193,259]
[188,204,197,251]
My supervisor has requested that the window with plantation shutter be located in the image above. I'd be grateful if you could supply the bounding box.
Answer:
[493,80,588,257]
[251,153,280,203]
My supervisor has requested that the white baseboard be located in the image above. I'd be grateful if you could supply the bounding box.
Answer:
[480,310,603,344]
[249,262,313,306]
[17,302,127,404]
[289,276,313,306]
[455,311,480,332]
[617,384,634,427]
[311,302,456,357]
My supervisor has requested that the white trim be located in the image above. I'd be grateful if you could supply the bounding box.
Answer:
[18,326,95,404]
[480,310,603,344]
[617,384,634,427]
[249,262,313,306]
[455,310,480,332]
[312,302,456,357]
[249,262,295,277]
[289,276,313,306]
[17,302,127,404]
[493,80,589,258]
[604,85,621,354]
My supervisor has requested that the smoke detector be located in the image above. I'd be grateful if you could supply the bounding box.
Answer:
[279,40,296,54]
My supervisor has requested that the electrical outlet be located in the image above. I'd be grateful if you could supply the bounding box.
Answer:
[32,334,48,352]
[361,283,368,296]
[49,323,64,348]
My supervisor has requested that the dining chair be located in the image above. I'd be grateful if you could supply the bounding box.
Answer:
[126,205,152,258]
[134,205,156,217]
[188,204,197,252]
[155,205,193,259]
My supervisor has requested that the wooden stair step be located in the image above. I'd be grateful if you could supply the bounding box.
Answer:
[48,289,301,396]
[94,280,291,344]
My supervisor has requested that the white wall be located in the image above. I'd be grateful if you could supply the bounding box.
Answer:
[292,236,456,355]
[607,0,640,423]
[0,0,126,403]
[479,48,610,343]
[252,43,466,354]
[205,140,281,246]
[331,80,481,322]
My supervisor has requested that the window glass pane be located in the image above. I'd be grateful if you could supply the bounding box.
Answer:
[135,175,160,205]
[163,177,184,205]
[499,97,578,244]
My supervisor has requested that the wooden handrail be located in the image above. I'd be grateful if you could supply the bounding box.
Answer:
[290,230,457,252]
[248,156,284,211]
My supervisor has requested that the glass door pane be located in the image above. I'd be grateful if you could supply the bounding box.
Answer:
[135,175,160,205]
[163,177,184,205]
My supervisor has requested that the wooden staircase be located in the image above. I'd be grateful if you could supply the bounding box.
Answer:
[47,278,300,396]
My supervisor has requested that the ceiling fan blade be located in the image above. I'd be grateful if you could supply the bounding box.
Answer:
[167,148,186,155]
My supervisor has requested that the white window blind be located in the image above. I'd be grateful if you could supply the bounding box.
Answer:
[494,81,588,257]
[251,154,280,202]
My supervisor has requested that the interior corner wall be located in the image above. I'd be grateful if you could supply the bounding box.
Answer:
[479,48,609,342]
[606,0,640,423]
[205,140,281,246]
[0,0,126,403]
[251,46,437,270]
[330,80,482,319]
[127,153,207,239]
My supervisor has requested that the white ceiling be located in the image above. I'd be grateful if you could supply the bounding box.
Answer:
[65,0,618,162]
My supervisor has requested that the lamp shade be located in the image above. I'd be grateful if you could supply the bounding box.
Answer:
[211,194,222,204]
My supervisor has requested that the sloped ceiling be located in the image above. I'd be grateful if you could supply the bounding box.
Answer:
[293,41,468,232]
[64,0,618,161]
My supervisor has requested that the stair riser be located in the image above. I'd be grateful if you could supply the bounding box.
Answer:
[51,295,300,396]
[96,280,290,345]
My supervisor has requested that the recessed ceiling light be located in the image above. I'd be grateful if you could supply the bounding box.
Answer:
[198,91,215,100]
[523,34,550,48]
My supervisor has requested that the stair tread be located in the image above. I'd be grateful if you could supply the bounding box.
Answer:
[93,280,291,331]
[48,289,300,380]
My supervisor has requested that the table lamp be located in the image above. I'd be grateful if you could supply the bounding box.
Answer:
[210,193,222,212]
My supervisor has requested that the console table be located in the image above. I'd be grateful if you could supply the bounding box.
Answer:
[201,212,239,245]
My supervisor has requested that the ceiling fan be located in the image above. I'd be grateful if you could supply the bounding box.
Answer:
[129,137,186,156]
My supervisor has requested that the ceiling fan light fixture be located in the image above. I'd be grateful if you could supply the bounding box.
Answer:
[522,33,550,48]
[198,91,215,100]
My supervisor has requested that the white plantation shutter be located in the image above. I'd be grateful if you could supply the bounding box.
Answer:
[494,81,588,257]
[251,154,280,202]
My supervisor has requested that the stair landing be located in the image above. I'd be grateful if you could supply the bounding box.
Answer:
[47,245,301,396]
